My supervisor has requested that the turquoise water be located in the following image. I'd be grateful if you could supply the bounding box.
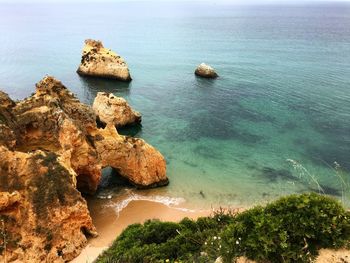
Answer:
[1,2,350,209]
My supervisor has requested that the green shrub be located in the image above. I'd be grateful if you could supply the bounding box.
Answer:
[95,193,350,263]
[219,193,350,262]
[95,211,234,263]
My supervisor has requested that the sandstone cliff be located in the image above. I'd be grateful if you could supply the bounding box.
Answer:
[77,39,132,81]
[0,77,167,262]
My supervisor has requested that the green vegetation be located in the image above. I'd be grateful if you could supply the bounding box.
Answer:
[0,112,6,124]
[219,193,350,262]
[0,215,21,256]
[96,211,234,263]
[96,193,350,263]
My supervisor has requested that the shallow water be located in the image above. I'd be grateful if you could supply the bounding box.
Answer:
[1,1,350,210]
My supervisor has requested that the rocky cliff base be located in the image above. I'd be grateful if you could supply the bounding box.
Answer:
[0,77,167,262]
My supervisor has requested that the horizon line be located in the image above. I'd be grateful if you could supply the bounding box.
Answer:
[1,0,350,3]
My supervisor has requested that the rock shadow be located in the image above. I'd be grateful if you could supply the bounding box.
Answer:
[79,75,131,101]
[118,123,142,137]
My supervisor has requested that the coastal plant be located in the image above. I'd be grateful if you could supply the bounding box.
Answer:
[287,159,350,203]
[287,159,324,194]
[96,193,350,263]
[330,161,349,204]
[95,209,234,263]
[219,193,350,263]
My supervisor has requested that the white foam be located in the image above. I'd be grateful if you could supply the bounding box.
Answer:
[105,191,195,216]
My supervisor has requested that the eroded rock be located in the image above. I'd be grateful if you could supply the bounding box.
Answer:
[77,39,132,81]
[0,76,167,262]
[93,92,141,128]
[0,191,21,211]
[94,124,168,187]
[0,147,97,263]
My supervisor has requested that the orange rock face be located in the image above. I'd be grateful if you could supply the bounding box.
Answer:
[95,125,168,187]
[93,92,141,128]
[0,191,21,212]
[0,76,167,262]
[0,147,97,263]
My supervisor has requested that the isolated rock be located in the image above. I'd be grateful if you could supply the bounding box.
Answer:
[195,63,218,78]
[77,39,132,81]
[93,92,141,128]
[0,76,167,262]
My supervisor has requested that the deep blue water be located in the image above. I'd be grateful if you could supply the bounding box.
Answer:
[1,1,350,209]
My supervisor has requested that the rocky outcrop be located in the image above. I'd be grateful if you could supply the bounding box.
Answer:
[0,76,167,262]
[77,39,132,81]
[0,191,20,212]
[93,92,141,128]
[94,124,167,187]
[0,148,97,263]
[195,63,218,78]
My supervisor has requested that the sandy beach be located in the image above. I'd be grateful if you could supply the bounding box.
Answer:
[72,199,210,263]
[72,197,350,263]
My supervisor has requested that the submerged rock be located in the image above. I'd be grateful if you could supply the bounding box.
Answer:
[77,39,132,81]
[0,76,167,262]
[195,63,218,78]
[93,92,141,128]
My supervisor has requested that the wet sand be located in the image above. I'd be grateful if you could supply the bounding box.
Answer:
[72,199,210,263]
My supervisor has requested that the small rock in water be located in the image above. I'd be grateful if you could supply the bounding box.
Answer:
[199,190,205,198]
[195,63,218,78]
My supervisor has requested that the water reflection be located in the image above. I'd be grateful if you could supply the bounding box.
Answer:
[78,76,131,103]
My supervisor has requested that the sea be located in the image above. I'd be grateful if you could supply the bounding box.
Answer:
[1,1,350,211]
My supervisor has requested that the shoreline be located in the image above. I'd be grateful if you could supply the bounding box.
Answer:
[72,199,211,263]
[72,198,350,263]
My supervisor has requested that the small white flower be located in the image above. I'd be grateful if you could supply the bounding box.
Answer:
[213,236,217,240]
[236,240,239,245]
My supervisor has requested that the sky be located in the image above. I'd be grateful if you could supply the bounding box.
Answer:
[0,0,349,2]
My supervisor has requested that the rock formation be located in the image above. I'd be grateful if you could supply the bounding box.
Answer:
[93,92,141,128]
[94,124,167,188]
[0,76,167,262]
[0,148,97,263]
[195,63,218,78]
[77,39,132,81]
